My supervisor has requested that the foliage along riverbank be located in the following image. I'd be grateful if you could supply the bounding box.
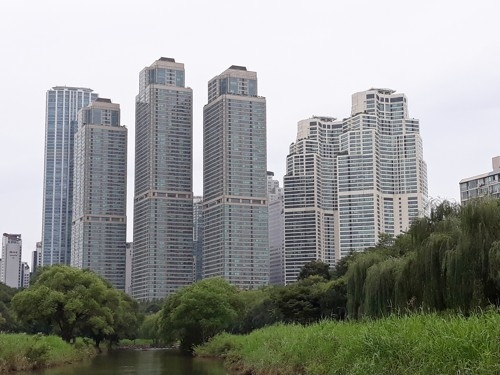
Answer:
[196,310,500,375]
[0,334,96,372]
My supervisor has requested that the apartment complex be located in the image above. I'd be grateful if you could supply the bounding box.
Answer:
[42,86,98,266]
[284,89,428,282]
[71,98,127,290]
[1,233,22,288]
[132,58,194,300]
[460,157,500,203]
[203,66,269,289]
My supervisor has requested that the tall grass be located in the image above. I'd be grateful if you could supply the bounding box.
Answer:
[0,334,96,372]
[196,310,500,375]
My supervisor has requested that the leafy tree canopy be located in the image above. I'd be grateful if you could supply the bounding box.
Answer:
[11,265,138,345]
[159,277,241,351]
[298,260,331,281]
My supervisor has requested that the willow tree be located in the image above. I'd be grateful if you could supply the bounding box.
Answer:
[363,257,406,317]
[446,198,500,311]
[346,250,387,319]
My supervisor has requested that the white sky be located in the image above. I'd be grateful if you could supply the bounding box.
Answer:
[0,0,499,264]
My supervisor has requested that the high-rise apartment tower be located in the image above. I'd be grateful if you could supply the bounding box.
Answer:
[203,66,269,288]
[42,86,97,266]
[337,89,427,257]
[71,98,127,290]
[132,58,193,300]
[283,89,428,282]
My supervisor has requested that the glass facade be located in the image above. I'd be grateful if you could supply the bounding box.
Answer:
[42,87,97,266]
[71,98,127,290]
[132,58,193,301]
[203,66,269,289]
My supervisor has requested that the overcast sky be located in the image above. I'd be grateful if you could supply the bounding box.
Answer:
[1,0,499,264]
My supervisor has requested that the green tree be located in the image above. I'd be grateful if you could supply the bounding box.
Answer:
[11,265,134,344]
[298,260,331,281]
[0,282,20,331]
[159,278,241,351]
[273,276,328,324]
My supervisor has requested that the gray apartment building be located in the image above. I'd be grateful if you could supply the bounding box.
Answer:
[132,58,194,300]
[42,86,98,266]
[203,65,269,289]
[267,171,285,285]
[460,157,500,203]
[71,98,127,290]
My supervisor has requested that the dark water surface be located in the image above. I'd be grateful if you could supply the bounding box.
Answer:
[24,349,228,375]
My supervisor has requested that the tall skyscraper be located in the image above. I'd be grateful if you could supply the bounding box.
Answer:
[284,117,343,284]
[71,98,127,290]
[337,89,427,258]
[283,89,428,282]
[459,156,500,203]
[193,196,204,282]
[1,233,22,288]
[267,171,285,285]
[125,242,133,295]
[203,65,269,288]
[42,86,98,266]
[133,58,193,300]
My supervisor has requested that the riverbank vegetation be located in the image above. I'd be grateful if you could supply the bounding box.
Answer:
[196,310,500,375]
[0,334,96,372]
[2,198,500,372]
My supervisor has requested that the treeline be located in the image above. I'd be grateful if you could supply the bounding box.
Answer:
[3,198,500,353]
[155,198,500,351]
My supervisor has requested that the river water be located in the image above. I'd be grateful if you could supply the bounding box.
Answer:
[24,349,229,375]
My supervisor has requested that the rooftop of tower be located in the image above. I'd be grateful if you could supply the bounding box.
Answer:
[369,88,396,95]
[95,98,112,103]
[159,57,176,62]
[228,65,247,71]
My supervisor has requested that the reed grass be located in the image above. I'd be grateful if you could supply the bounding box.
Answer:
[0,334,96,372]
[196,310,500,375]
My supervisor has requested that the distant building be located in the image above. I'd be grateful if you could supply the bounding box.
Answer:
[1,233,22,288]
[193,196,204,281]
[125,242,133,295]
[203,65,269,289]
[42,86,98,266]
[70,97,127,290]
[21,262,30,288]
[31,241,42,276]
[268,172,285,285]
[132,58,194,301]
[460,157,500,203]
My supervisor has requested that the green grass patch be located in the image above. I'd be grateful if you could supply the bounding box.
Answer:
[196,310,500,375]
[0,334,96,372]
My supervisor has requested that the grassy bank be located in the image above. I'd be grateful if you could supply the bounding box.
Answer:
[196,310,500,375]
[0,334,96,372]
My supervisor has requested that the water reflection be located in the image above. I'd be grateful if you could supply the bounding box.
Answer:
[24,349,228,375]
